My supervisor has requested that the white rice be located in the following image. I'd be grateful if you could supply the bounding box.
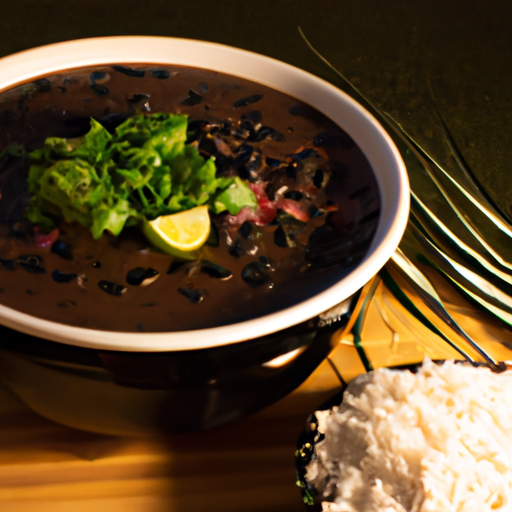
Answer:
[306,359,512,512]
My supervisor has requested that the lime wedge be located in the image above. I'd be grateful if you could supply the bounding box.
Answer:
[142,206,211,260]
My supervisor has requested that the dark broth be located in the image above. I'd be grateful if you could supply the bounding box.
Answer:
[0,65,380,332]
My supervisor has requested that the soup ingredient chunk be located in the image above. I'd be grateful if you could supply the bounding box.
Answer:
[306,359,512,512]
[26,113,257,244]
[142,205,211,259]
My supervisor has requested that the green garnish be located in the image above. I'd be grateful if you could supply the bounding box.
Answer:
[26,113,257,239]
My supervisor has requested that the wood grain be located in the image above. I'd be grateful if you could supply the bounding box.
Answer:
[0,347,346,512]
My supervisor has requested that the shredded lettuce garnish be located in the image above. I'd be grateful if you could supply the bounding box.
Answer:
[26,113,257,239]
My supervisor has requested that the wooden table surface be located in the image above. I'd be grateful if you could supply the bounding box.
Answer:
[0,345,361,512]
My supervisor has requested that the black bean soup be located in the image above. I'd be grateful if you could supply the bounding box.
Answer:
[0,65,380,332]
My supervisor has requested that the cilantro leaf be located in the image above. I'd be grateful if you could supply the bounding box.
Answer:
[26,113,257,239]
[211,177,258,215]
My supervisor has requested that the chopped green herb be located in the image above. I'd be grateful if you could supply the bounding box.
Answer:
[26,113,257,239]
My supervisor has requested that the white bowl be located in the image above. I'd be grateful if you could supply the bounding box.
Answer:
[0,36,409,352]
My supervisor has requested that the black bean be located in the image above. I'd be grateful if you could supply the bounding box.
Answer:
[248,110,262,124]
[246,149,262,173]
[91,83,109,96]
[113,65,145,78]
[60,118,90,137]
[127,93,150,104]
[178,287,204,303]
[292,148,318,160]
[200,261,232,280]
[284,189,304,202]
[239,221,253,239]
[98,280,126,296]
[152,69,170,79]
[186,119,208,143]
[258,255,271,268]
[198,82,208,93]
[265,156,280,167]
[126,267,159,286]
[313,169,325,188]
[17,255,45,274]
[228,238,244,258]
[33,78,51,93]
[235,120,255,140]
[52,270,78,284]
[212,153,233,175]
[285,164,297,179]
[241,261,269,288]
[51,240,73,260]
[273,225,290,248]
[92,261,101,268]
[127,94,150,112]
[89,71,108,84]
[236,166,250,181]
[251,125,275,142]
[181,89,203,106]
[233,144,253,169]
[233,94,263,109]
[219,120,233,136]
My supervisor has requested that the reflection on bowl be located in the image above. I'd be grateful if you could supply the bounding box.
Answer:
[0,37,409,435]
[0,314,353,436]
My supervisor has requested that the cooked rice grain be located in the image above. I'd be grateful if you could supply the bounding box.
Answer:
[307,359,512,512]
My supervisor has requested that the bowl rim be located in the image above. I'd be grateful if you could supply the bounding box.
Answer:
[0,36,410,352]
